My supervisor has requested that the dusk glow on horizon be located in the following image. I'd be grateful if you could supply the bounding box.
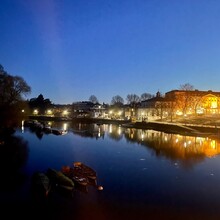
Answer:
[1,0,220,104]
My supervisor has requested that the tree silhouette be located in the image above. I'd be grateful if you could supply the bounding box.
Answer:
[0,64,31,128]
[0,65,31,105]
[111,95,124,106]
[126,94,140,107]
[140,93,153,101]
[29,94,52,114]
[89,95,99,104]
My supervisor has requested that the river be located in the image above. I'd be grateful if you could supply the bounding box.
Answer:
[1,121,220,220]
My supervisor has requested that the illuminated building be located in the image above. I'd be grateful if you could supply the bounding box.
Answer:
[137,89,220,121]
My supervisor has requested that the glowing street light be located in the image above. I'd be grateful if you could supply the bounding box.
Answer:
[33,109,38,115]
[47,109,52,115]
[63,110,68,116]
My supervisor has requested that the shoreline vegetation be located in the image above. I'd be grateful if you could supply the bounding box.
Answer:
[28,115,220,138]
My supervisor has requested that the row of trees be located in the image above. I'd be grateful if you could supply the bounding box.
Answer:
[90,83,195,107]
[89,93,154,107]
[89,84,195,107]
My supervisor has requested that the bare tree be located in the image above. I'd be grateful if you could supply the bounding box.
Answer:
[126,94,140,107]
[111,95,124,106]
[0,65,31,105]
[178,83,195,115]
[179,83,194,91]
[140,93,153,101]
[89,95,99,104]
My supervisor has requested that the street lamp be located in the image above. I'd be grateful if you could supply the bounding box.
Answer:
[63,110,68,116]
[33,109,38,115]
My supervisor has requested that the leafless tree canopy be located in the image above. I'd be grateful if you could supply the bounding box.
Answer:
[89,95,99,104]
[0,65,31,105]
[179,83,194,91]
[111,95,124,105]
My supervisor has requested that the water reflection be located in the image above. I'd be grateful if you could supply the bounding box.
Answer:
[134,129,219,158]
[0,130,29,190]
[23,121,220,163]
[71,123,105,139]
[12,120,220,219]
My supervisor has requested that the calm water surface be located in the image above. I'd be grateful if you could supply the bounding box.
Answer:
[1,121,220,220]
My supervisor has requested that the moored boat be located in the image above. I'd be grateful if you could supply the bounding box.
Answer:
[46,168,74,190]
[31,172,51,197]
[61,165,88,186]
[62,162,98,188]
[73,162,97,181]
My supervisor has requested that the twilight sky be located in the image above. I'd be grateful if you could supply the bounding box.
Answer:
[1,0,220,104]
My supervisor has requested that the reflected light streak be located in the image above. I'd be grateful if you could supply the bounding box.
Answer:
[21,120,24,133]
[118,127,121,135]
[211,140,216,149]
[141,133,144,141]
[98,128,101,137]
[109,125,112,133]
[63,123,67,131]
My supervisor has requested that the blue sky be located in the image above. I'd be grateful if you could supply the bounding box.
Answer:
[1,0,220,104]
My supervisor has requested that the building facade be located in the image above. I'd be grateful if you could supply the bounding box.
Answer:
[136,90,220,122]
[165,89,220,116]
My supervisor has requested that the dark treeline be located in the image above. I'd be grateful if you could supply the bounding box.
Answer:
[0,64,31,129]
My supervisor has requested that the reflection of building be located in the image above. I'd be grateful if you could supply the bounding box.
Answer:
[133,129,220,159]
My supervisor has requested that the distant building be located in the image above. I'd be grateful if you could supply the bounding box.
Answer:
[138,91,172,121]
[72,101,95,118]
[136,89,220,122]
[165,89,220,116]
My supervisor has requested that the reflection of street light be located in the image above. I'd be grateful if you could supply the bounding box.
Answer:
[141,132,144,141]
[63,123,67,131]
[118,127,121,135]
[109,124,112,133]
[21,120,24,133]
